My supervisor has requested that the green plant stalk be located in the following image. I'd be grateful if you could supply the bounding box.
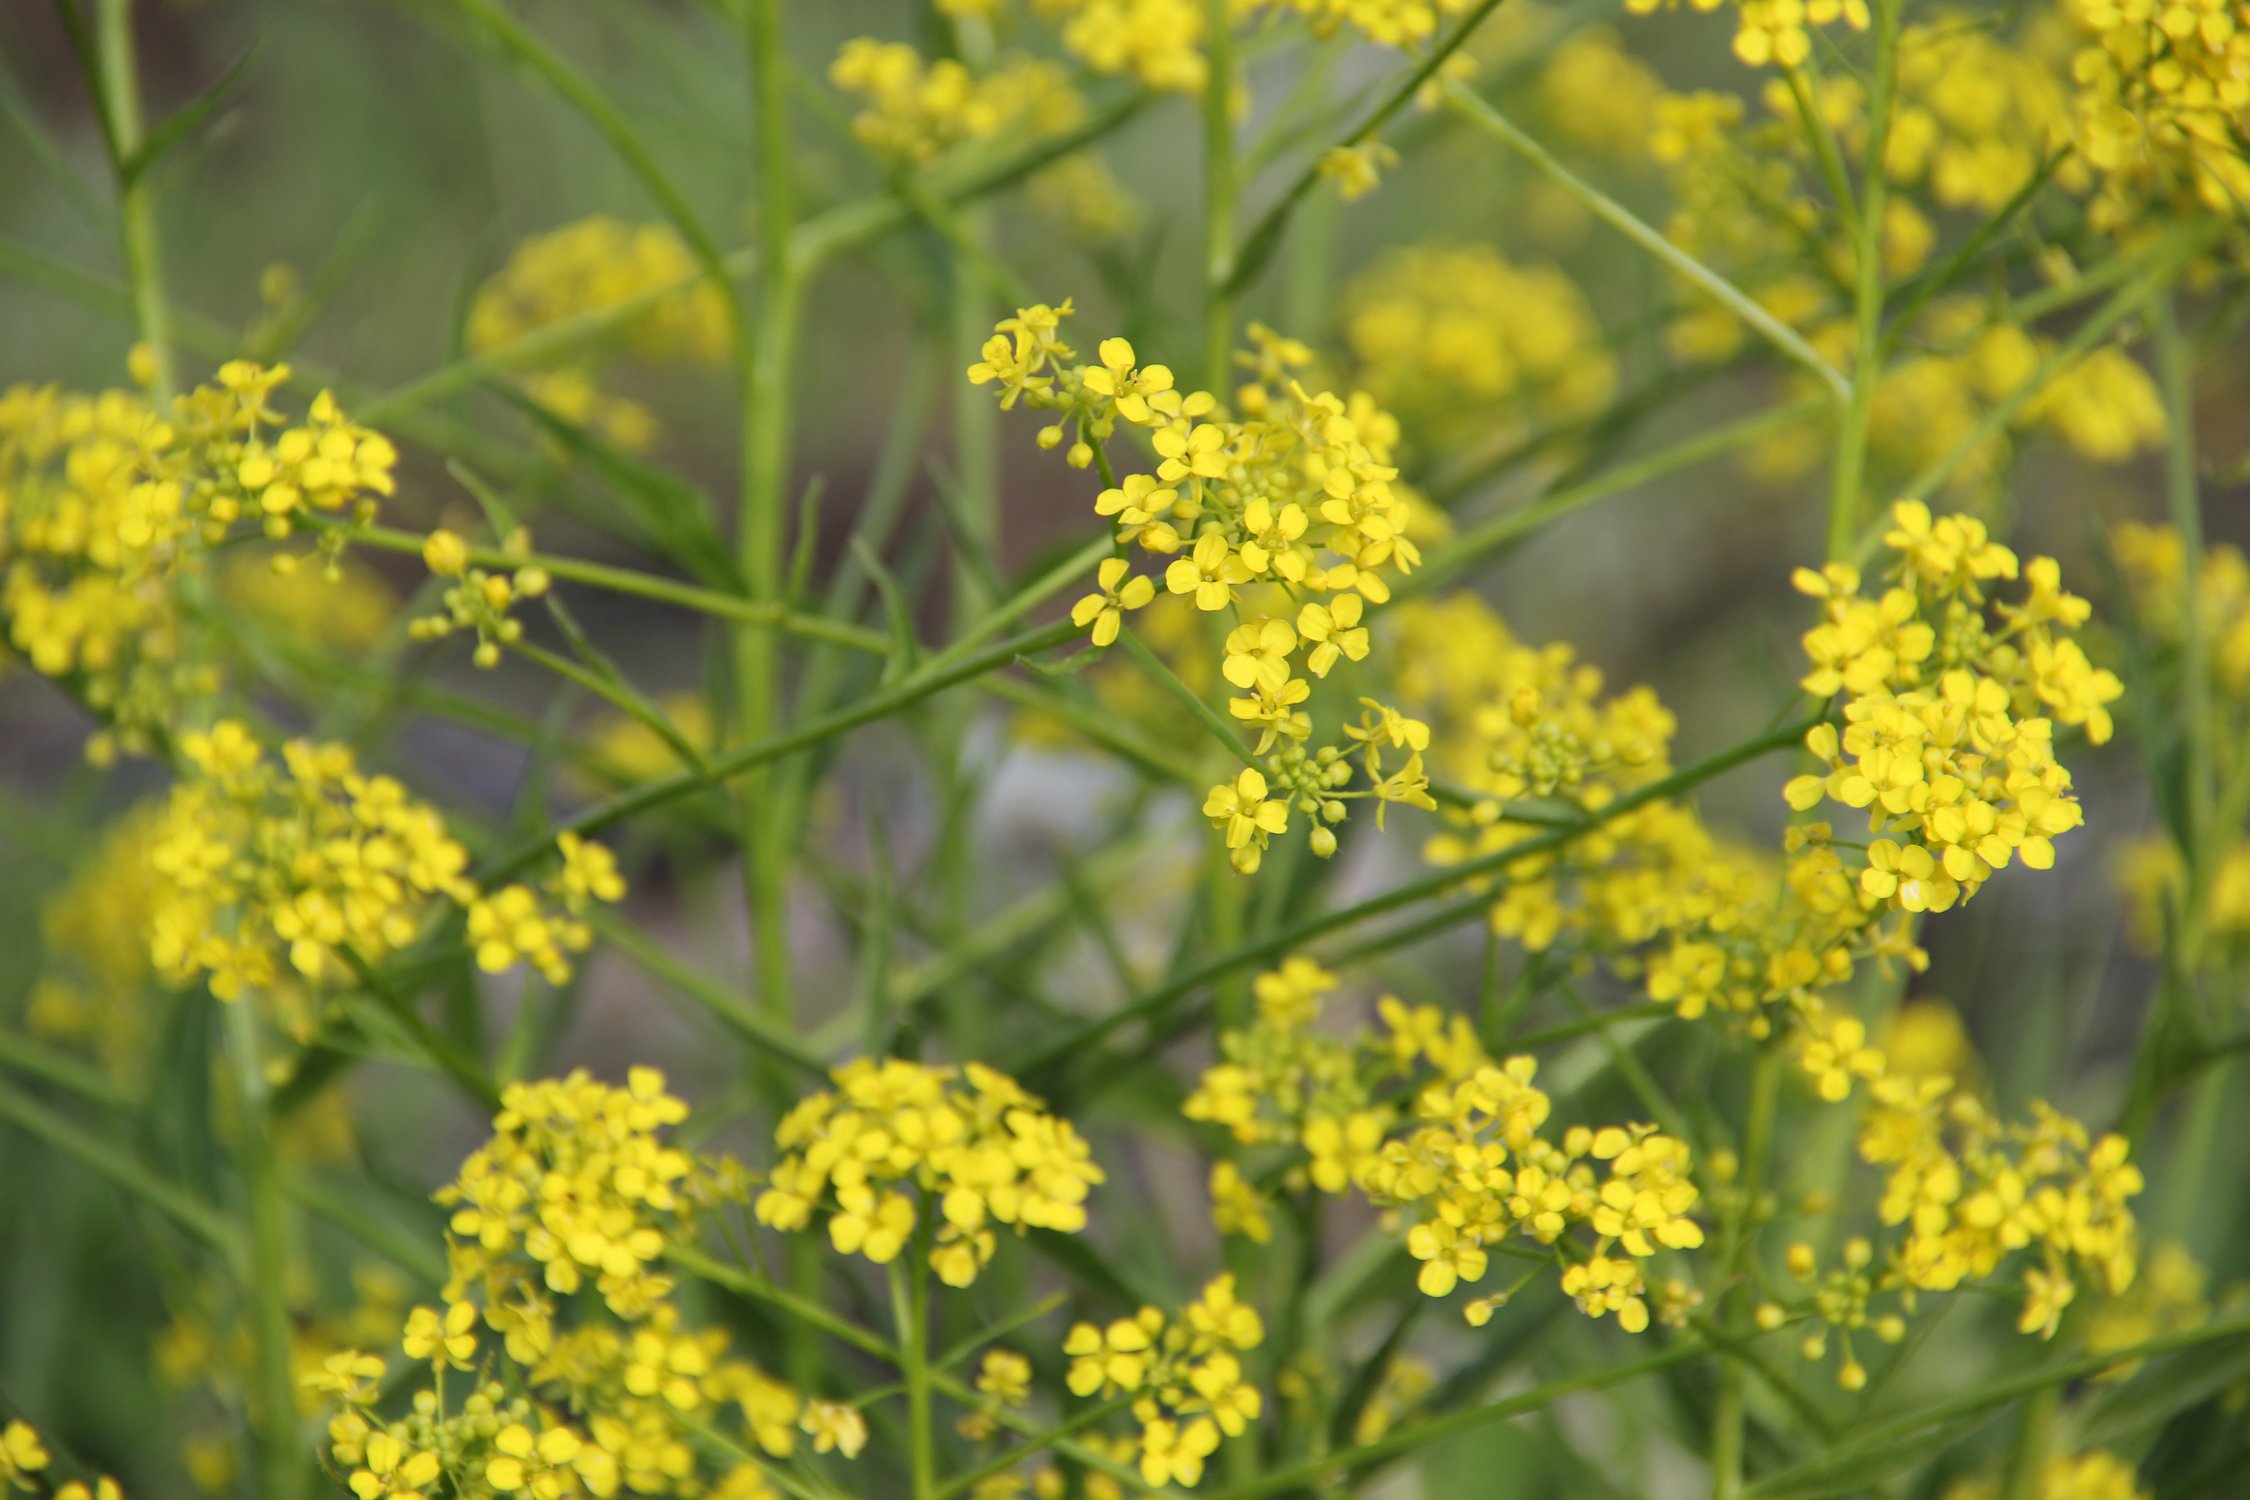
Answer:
[341,521,888,651]
[1884,221,2223,521]
[1399,392,1828,600]
[228,1000,302,1500]
[1119,629,1259,769]
[1202,0,1237,394]
[1827,0,1902,562]
[1711,1043,1783,1500]
[96,0,173,403]
[479,619,1076,884]
[741,0,803,1049]
[1998,1382,2058,1500]
[1223,0,1508,298]
[2155,295,2215,905]
[1017,714,1823,1081]
[1446,82,1850,409]
[1201,1341,1706,1500]
[892,1260,937,1500]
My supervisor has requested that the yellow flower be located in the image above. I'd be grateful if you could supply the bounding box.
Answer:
[1072,557,1157,647]
[1203,768,1291,873]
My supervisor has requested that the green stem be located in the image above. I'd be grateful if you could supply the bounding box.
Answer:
[1200,1341,1705,1500]
[1118,629,1259,769]
[1826,0,1902,562]
[2155,294,2214,897]
[227,1001,302,1500]
[892,1260,936,1500]
[95,0,173,402]
[741,0,802,1054]
[1445,82,1850,409]
[1015,714,1822,1082]
[1711,1044,1784,1500]
[1202,0,1237,394]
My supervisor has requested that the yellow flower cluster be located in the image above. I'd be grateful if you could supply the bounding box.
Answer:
[1187,959,1704,1332]
[0,1421,122,1499]
[145,719,622,1000]
[467,218,732,452]
[26,802,164,1080]
[1625,0,1867,68]
[2065,0,2250,227]
[1062,1274,1264,1487]
[0,363,395,758]
[753,1058,1104,1287]
[1641,39,2165,480]
[1339,243,1616,443]
[830,40,1081,164]
[1258,0,1480,47]
[972,303,1437,872]
[1786,502,2120,913]
[412,527,553,669]
[1044,0,1208,91]
[1946,1451,2150,1500]
[1760,1012,2144,1371]
[318,1070,807,1500]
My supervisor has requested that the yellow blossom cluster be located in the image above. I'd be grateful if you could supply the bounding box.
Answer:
[972,302,1438,872]
[1625,0,1868,69]
[26,802,165,1080]
[0,1421,122,1500]
[1786,502,2120,914]
[316,1070,809,1500]
[1186,959,1704,1332]
[1339,243,1617,444]
[1042,0,1208,91]
[144,719,623,1001]
[1756,1013,2144,1380]
[1945,1451,2151,1500]
[2064,0,2250,227]
[466,218,732,452]
[830,40,1082,164]
[1062,1274,1265,1487]
[753,1058,1105,1287]
[1257,0,1480,47]
[0,363,395,759]
[1639,37,2165,481]
[411,526,553,669]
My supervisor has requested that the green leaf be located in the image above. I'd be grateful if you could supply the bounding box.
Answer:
[2078,1335,2250,1449]
[119,37,262,190]
[1745,1414,1987,1500]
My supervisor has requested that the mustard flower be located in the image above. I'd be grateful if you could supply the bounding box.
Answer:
[1072,557,1156,646]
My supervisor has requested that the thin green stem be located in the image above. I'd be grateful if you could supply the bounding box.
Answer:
[1202,0,1237,393]
[1400,392,1828,600]
[1118,629,1258,769]
[341,521,888,652]
[1014,714,1821,1083]
[1445,82,1850,409]
[1826,0,1902,562]
[95,0,173,402]
[1711,1044,1784,1500]
[227,1001,302,1500]
[478,620,1075,884]
[1885,222,2222,520]
[1200,1341,1705,1500]
[742,0,803,1056]
[2155,294,2214,892]
[892,1261,936,1500]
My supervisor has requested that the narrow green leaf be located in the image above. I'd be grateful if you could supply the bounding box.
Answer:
[118,36,261,189]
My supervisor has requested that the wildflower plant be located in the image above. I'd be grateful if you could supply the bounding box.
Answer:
[2,1,2249,1499]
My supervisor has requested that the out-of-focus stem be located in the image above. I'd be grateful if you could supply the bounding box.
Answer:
[96,0,174,403]
[1202,0,1236,394]
[741,0,800,1042]
[1826,0,1901,563]
[229,1000,302,1500]
[1711,1043,1783,1500]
